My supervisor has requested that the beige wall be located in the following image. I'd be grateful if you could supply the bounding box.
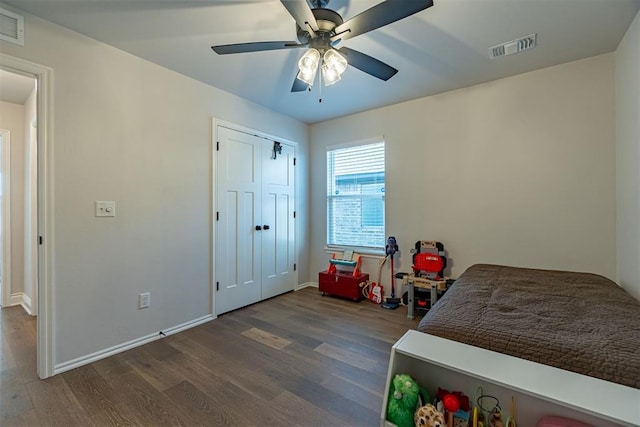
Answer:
[1,10,309,367]
[0,100,25,298]
[310,54,616,293]
[615,10,640,300]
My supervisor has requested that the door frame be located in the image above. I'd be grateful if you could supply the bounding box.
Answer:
[210,118,298,318]
[0,53,54,379]
[0,128,11,308]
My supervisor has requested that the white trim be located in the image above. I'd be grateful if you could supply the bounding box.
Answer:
[294,282,318,291]
[21,293,33,315]
[215,119,300,149]
[0,128,11,308]
[39,62,54,379]
[326,135,384,151]
[8,292,22,306]
[210,118,216,318]
[324,245,386,257]
[4,292,34,315]
[0,53,54,379]
[54,314,214,375]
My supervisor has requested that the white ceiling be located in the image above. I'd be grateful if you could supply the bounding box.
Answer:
[0,68,35,104]
[4,0,639,123]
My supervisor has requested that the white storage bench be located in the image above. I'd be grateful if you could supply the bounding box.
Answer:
[381,330,640,427]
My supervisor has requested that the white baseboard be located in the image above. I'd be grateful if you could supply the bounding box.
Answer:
[53,314,214,375]
[8,292,23,306]
[295,281,318,291]
[21,293,33,316]
[5,292,34,316]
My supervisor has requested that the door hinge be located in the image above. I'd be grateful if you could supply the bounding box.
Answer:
[293,157,296,166]
[293,211,296,219]
[293,263,297,271]
[216,141,220,151]
[216,281,219,291]
[38,236,43,245]
[216,211,219,221]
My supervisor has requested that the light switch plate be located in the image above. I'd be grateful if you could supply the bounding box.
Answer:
[96,201,116,217]
[139,292,150,309]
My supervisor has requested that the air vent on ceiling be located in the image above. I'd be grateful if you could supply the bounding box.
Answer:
[489,33,536,59]
[0,8,24,46]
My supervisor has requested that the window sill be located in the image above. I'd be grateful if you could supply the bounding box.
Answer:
[324,246,386,258]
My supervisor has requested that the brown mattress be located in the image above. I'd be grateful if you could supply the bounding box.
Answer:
[417,264,640,389]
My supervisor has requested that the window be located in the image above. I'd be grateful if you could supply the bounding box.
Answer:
[327,140,385,250]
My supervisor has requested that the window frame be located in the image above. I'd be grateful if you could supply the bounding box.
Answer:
[325,137,386,254]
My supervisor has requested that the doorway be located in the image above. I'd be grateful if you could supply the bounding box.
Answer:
[0,67,36,312]
[0,53,53,378]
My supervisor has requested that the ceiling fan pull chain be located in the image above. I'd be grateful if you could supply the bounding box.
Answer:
[319,64,323,103]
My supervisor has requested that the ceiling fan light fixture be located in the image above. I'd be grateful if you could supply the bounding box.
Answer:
[323,49,347,76]
[298,48,320,74]
[212,0,435,95]
[297,68,317,86]
[321,63,342,86]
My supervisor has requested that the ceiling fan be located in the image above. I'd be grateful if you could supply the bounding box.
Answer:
[211,0,434,92]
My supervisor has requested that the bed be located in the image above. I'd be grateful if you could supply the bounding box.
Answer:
[417,264,640,389]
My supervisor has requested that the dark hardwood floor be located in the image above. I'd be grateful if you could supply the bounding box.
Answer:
[0,288,418,426]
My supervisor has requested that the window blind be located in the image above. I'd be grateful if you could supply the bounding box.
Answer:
[327,141,385,249]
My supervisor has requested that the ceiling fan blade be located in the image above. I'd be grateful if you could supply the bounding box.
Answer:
[280,0,319,33]
[212,41,308,55]
[340,47,398,81]
[333,0,433,43]
[291,77,309,92]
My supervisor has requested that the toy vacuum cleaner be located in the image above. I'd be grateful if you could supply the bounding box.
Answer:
[382,236,401,310]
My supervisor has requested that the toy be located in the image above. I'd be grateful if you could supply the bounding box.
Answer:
[369,282,384,303]
[488,410,504,427]
[415,404,445,427]
[476,394,504,427]
[442,393,459,427]
[435,388,471,427]
[382,236,401,309]
[387,374,420,427]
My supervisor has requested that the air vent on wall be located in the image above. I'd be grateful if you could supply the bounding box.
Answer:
[489,33,536,59]
[0,8,24,46]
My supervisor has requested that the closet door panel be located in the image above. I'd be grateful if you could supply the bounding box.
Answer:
[261,141,296,300]
[215,127,262,315]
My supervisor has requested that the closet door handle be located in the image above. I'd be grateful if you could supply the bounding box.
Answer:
[255,225,262,231]
[263,225,270,230]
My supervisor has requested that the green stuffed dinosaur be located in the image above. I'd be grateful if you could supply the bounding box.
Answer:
[387,374,420,427]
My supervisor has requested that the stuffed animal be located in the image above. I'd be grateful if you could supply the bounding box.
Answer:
[415,404,445,427]
[387,374,420,427]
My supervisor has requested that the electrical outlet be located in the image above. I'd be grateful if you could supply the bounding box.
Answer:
[139,292,150,309]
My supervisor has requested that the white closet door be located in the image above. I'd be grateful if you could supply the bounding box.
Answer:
[261,140,296,300]
[215,126,262,315]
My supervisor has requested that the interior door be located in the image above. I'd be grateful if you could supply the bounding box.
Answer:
[261,141,296,299]
[215,126,262,315]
